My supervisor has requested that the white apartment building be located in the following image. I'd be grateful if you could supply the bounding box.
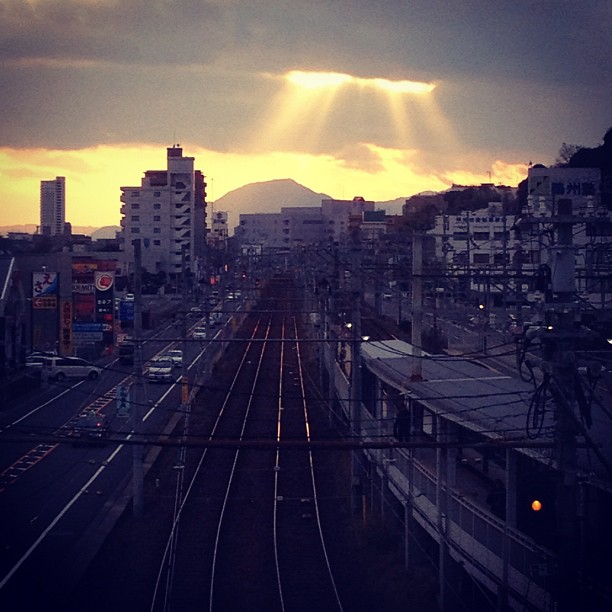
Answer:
[236,207,326,250]
[321,196,375,243]
[432,202,517,269]
[40,176,66,236]
[208,210,229,248]
[429,167,611,306]
[119,146,207,281]
[235,196,376,251]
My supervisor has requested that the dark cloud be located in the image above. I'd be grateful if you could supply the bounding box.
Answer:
[0,0,609,154]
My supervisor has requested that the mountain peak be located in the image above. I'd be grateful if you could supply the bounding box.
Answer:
[214,179,331,230]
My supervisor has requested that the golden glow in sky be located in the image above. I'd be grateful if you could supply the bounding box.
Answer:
[0,143,528,230]
[285,70,436,95]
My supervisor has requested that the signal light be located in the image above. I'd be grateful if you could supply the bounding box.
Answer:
[531,499,542,512]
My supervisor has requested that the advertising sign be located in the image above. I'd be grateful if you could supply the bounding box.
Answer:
[71,260,117,352]
[60,300,73,354]
[33,272,58,296]
[33,272,58,309]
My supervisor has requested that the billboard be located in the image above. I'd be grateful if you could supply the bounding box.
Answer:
[32,271,58,309]
[71,260,117,352]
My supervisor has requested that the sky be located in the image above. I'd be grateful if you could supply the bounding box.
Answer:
[0,0,610,229]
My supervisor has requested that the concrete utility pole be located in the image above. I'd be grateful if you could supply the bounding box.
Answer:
[349,216,363,513]
[411,231,423,381]
[131,239,144,518]
[547,198,580,611]
[180,246,189,410]
[520,197,581,611]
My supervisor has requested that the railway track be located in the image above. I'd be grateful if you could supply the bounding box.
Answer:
[150,280,345,612]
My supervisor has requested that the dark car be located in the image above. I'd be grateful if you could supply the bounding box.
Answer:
[71,411,109,441]
[118,342,135,365]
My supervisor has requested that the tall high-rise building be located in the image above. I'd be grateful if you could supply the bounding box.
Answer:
[40,176,66,236]
[119,146,207,282]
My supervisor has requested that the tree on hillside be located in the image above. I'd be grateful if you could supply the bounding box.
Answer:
[443,185,501,215]
[568,127,612,209]
[555,142,585,166]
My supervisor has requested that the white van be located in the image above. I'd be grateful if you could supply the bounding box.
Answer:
[43,357,102,381]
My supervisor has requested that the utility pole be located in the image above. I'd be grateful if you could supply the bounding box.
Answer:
[349,215,362,513]
[131,239,144,518]
[180,246,189,410]
[547,198,580,611]
[520,197,581,610]
[411,231,423,381]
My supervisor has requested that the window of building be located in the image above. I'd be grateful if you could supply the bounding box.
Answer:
[474,232,489,240]
[154,191,161,197]
[153,215,161,222]
[153,240,161,246]
[154,227,161,234]
[154,203,161,210]
[130,228,140,233]
[131,215,140,222]
[131,203,140,210]
[473,253,490,264]
[131,191,140,197]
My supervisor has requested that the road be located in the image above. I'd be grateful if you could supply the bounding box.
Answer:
[0,309,224,611]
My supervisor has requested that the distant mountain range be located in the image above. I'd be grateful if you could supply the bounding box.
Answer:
[1,179,411,237]
[0,224,120,238]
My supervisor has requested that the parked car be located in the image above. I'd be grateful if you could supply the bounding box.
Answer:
[165,349,183,367]
[43,357,102,381]
[71,410,109,440]
[124,293,135,301]
[25,351,56,370]
[146,356,174,382]
[192,326,207,340]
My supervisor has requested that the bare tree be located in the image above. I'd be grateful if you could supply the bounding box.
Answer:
[555,142,584,166]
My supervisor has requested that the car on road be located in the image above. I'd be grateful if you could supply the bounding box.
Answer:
[43,357,102,381]
[25,351,56,370]
[71,410,109,440]
[118,341,135,365]
[192,326,207,340]
[189,306,203,317]
[146,356,174,382]
[165,349,183,367]
[209,312,223,327]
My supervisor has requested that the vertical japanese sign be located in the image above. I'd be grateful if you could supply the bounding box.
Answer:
[72,260,117,352]
[95,271,115,350]
[32,272,59,351]
[60,299,73,355]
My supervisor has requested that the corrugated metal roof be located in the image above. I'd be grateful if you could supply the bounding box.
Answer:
[361,339,552,444]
